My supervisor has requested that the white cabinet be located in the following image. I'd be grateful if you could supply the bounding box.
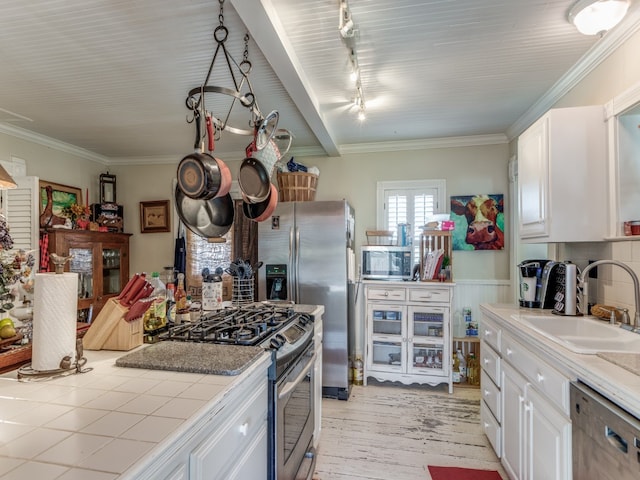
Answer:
[480,315,502,457]
[518,105,606,242]
[500,331,571,480]
[364,282,454,393]
[137,356,270,480]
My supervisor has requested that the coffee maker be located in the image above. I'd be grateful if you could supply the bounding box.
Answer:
[518,260,550,307]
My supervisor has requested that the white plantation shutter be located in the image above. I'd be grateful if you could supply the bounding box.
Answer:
[5,176,40,271]
[378,180,446,265]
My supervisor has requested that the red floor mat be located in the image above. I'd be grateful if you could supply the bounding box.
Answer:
[428,465,503,480]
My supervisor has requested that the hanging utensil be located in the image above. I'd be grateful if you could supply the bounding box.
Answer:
[255,110,279,151]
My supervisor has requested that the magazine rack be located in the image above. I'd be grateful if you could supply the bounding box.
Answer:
[419,231,453,282]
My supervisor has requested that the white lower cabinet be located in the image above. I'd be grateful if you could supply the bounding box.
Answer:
[190,380,268,479]
[139,357,270,480]
[364,282,454,392]
[480,315,502,457]
[500,333,571,480]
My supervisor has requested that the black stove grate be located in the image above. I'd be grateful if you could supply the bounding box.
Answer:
[161,305,297,346]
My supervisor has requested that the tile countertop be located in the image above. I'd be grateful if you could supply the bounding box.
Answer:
[0,347,272,480]
[481,304,640,419]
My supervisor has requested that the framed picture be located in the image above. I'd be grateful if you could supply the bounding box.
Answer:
[140,200,170,233]
[39,180,83,216]
[450,194,505,251]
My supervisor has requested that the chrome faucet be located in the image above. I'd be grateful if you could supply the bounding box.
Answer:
[579,260,640,330]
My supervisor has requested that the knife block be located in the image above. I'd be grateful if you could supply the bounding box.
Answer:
[82,298,143,351]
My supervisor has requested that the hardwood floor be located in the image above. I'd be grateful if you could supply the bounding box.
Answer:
[313,382,507,480]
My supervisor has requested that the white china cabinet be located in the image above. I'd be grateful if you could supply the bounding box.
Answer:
[518,105,606,242]
[364,282,454,393]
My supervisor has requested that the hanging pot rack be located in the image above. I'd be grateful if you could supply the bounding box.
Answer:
[185,0,275,144]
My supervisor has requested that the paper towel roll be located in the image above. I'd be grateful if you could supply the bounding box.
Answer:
[32,272,78,371]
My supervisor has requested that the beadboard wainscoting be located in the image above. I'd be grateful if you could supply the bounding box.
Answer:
[453,280,512,325]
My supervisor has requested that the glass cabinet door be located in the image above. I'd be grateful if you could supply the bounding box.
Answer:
[409,306,446,339]
[369,304,404,336]
[69,247,94,300]
[370,340,404,373]
[409,342,446,375]
[102,247,122,295]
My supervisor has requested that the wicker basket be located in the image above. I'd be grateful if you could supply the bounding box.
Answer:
[277,172,318,202]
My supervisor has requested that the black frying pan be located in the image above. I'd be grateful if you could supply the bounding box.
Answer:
[174,186,234,238]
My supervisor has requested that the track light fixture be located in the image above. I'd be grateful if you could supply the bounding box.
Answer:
[339,0,366,120]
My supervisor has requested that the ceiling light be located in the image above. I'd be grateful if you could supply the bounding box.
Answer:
[339,1,355,38]
[568,0,630,36]
[0,164,17,189]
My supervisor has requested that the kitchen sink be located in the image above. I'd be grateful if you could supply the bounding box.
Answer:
[514,314,640,354]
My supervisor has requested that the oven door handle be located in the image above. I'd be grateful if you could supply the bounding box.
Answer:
[278,352,317,401]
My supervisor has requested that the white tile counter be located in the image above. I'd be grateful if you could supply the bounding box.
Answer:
[0,348,271,479]
[480,304,640,418]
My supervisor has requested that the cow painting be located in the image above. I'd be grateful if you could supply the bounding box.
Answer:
[450,194,504,250]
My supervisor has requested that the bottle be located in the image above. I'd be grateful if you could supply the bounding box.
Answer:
[457,349,467,383]
[467,353,480,386]
[145,272,167,330]
[463,308,472,335]
[165,283,176,325]
[174,273,188,325]
[353,356,364,386]
[452,354,461,383]
[148,271,166,299]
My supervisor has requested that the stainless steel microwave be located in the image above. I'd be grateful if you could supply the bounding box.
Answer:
[361,246,413,280]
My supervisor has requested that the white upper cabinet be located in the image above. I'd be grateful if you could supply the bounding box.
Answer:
[518,105,607,242]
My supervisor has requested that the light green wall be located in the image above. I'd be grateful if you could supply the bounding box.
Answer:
[112,143,511,279]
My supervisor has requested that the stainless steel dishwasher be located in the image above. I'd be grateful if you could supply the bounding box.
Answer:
[571,381,640,480]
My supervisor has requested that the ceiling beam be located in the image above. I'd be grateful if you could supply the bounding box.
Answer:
[230,0,340,157]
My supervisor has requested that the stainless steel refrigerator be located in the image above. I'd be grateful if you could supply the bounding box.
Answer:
[258,200,356,400]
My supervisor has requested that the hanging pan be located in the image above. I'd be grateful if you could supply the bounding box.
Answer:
[178,111,232,200]
[174,186,234,238]
[242,183,278,223]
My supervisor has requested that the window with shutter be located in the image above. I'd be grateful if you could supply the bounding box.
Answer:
[377,180,446,264]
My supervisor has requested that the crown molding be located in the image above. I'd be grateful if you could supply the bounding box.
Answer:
[338,134,508,155]
[0,122,110,165]
[506,7,640,140]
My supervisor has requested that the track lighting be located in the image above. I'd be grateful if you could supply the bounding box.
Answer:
[339,1,367,120]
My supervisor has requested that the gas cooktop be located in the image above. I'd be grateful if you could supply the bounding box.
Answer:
[160,305,302,347]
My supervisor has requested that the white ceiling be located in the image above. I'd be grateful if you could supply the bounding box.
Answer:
[0,0,639,164]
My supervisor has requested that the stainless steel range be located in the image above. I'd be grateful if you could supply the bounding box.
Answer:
[161,304,318,480]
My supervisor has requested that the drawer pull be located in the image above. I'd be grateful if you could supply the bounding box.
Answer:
[536,373,544,383]
[239,422,249,436]
[384,291,389,297]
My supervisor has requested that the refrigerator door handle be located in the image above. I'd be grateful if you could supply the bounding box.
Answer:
[289,226,295,302]
[295,226,301,302]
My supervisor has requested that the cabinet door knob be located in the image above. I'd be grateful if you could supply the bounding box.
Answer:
[483,358,490,365]
[483,389,490,397]
[536,373,544,383]
[506,348,513,356]
[239,421,249,436]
